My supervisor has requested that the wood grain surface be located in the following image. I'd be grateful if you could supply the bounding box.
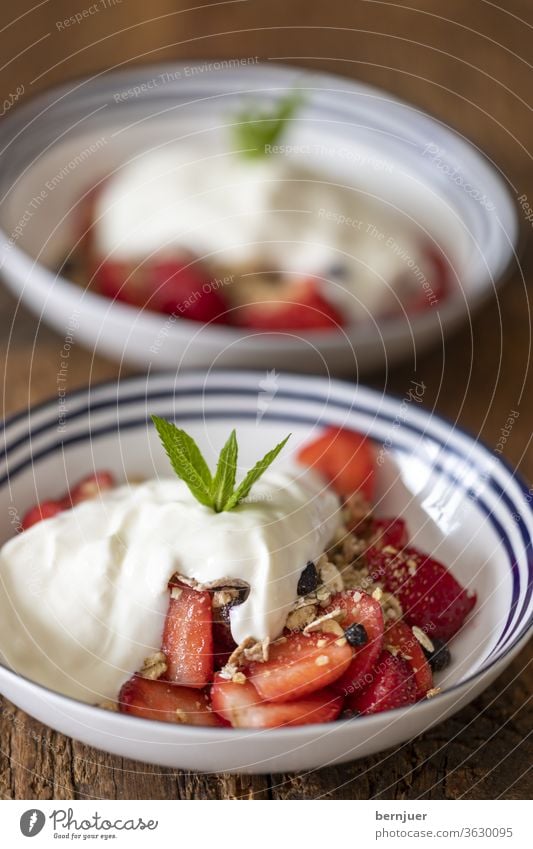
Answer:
[0,0,531,799]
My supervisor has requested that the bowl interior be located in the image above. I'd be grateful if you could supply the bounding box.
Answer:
[1,371,531,706]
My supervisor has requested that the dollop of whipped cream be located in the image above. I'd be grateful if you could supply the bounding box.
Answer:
[0,470,339,703]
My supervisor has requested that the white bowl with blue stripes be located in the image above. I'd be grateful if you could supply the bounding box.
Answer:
[0,371,531,773]
[0,62,519,374]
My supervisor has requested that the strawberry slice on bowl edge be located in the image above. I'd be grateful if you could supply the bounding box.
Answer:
[297,426,376,501]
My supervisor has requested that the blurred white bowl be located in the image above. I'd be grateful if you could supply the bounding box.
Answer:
[0,63,519,373]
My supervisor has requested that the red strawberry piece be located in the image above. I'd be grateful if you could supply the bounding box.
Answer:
[347,650,417,715]
[234,279,344,331]
[67,471,116,507]
[93,257,228,323]
[118,675,223,726]
[93,259,136,303]
[162,586,214,688]
[367,545,476,641]
[297,426,375,501]
[385,619,433,699]
[21,500,64,530]
[247,631,353,703]
[372,517,408,549]
[148,259,229,321]
[323,590,384,698]
[211,674,343,728]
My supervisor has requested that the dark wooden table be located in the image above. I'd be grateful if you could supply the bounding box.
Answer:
[0,0,531,799]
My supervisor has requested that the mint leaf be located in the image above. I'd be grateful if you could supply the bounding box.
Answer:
[211,429,238,512]
[151,417,291,512]
[224,434,291,511]
[151,415,213,508]
[232,90,303,159]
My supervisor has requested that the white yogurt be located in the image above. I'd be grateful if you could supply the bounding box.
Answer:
[0,471,339,703]
[93,147,436,322]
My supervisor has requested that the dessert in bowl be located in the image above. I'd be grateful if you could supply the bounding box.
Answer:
[0,63,518,372]
[0,371,530,773]
[68,106,451,333]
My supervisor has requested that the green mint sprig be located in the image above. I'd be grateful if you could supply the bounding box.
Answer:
[151,416,290,512]
[231,89,303,159]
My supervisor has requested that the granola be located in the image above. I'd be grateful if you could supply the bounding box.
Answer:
[316,555,344,594]
[212,588,242,609]
[280,514,405,642]
[173,573,249,593]
[412,625,435,653]
[303,608,346,635]
[139,651,167,680]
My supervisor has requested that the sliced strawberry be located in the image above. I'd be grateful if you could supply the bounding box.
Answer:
[234,279,344,331]
[247,631,353,703]
[372,517,408,549]
[347,650,417,715]
[368,545,476,641]
[162,586,213,688]
[211,674,343,728]
[21,500,64,530]
[67,471,116,506]
[149,259,229,320]
[21,471,116,529]
[93,257,228,323]
[211,675,261,726]
[323,590,384,697]
[385,619,433,700]
[118,675,223,726]
[298,426,375,500]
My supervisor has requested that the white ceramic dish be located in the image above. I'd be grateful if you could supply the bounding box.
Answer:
[0,63,519,374]
[0,371,531,773]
